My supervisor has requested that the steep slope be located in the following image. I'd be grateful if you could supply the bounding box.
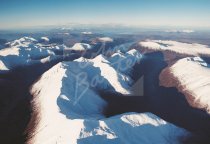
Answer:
[131,40,210,139]
[136,40,210,114]
[160,57,210,114]
[0,37,69,144]
[28,49,189,144]
[2,37,207,144]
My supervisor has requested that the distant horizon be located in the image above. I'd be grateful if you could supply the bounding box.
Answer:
[1,0,210,30]
[1,23,210,31]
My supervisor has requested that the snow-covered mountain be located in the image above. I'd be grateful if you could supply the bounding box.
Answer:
[137,40,210,114]
[27,44,189,144]
[0,37,58,71]
[138,40,210,60]
[1,37,210,144]
[40,37,50,42]
[97,37,113,43]
[70,43,92,51]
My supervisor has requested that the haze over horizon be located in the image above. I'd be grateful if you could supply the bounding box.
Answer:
[0,0,210,29]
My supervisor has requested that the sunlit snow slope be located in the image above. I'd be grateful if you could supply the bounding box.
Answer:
[28,47,189,144]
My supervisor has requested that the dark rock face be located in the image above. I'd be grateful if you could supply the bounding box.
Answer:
[0,72,32,144]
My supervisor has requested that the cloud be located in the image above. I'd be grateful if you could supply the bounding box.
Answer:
[165,29,194,33]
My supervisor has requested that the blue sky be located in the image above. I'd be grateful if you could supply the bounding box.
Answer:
[0,0,210,29]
